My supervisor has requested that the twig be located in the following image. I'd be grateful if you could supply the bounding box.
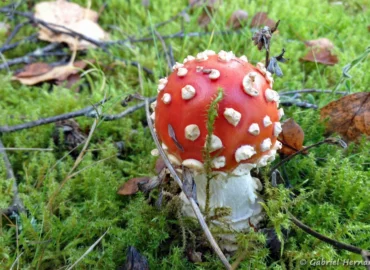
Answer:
[88,97,156,121]
[4,21,29,45]
[280,100,318,109]
[66,229,109,270]
[0,148,53,151]
[0,33,38,53]
[0,43,65,70]
[168,44,176,69]
[114,57,153,75]
[0,99,106,133]
[9,252,24,270]
[269,138,346,175]
[279,89,348,96]
[115,29,241,45]
[289,213,369,255]
[0,138,25,216]
[0,8,108,49]
[145,99,231,270]
[0,8,154,75]
[154,30,172,73]
[48,116,98,211]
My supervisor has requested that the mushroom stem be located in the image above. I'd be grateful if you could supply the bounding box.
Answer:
[180,165,264,251]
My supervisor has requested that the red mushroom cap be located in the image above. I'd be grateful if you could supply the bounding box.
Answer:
[153,50,283,172]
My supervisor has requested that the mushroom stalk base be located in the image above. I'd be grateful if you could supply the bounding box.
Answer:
[180,167,264,252]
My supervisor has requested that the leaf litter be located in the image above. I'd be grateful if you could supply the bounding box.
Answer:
[320,92,370,142]
[278,118,305,156]
[301,38,338,66]
[34,0,109,50]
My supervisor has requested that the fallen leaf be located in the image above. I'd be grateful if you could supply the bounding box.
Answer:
[189,0,222,8]
[14,62,52,78]
[250,12,276,28]
[320,92,370,142]
[301,50,338,65]
[190,0,222,27]
[12,61,87,85]
[227,10,248,29]
[117,177,150,196]
[278,118,305,156]
[55,73,82,91]
[301,38,338,66]
[155,157,165,174]
[34,0,109,50]
[305,38,334,50]
[197,11,212,27]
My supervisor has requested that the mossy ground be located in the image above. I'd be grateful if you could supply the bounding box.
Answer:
[0,0,369,269]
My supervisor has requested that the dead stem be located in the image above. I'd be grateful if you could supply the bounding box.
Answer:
[0,138,25,216]
[289,212,369,256]
[145,99,231,269]
[269,138,346,175]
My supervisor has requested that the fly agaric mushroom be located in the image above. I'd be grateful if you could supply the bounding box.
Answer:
[151,50,283,250]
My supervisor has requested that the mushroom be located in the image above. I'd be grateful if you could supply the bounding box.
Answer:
[152,50,282,251]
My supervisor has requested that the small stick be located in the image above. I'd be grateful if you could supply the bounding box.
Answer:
[4,21,30,45]
[0,99,106,133]
[280,100,318,109]
[117,29,241,45]
[0,33,38,53]
[289,212,368,255]
[0,43,65,70]
[154,30,172,73]
[0,148,53,151]
[114,57,154,75]
[0,139,25,216]
[0,8,107,49]
[279,89,348,96]
[98,97,156,121]
[269,138,346,175]
[145,99,231,269]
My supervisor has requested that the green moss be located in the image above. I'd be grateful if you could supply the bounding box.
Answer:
[0,0,369,269]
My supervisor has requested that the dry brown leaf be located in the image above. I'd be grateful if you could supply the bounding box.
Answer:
[13,61,87,85]
[155,157,166,174]
[189,0,222,27]
[56,73,82,91]
[189,0,222,8]
[34,0,109,50]
[278,118,305,156]
[301,50,338,65]
[14,62,52,78]
[227,10,248,29]
[305,38,334,50]
[250,12,276,28]
[117,177,150,196]
[197,11,212,27]
[320,92,370,142]
[301,38,338,66]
